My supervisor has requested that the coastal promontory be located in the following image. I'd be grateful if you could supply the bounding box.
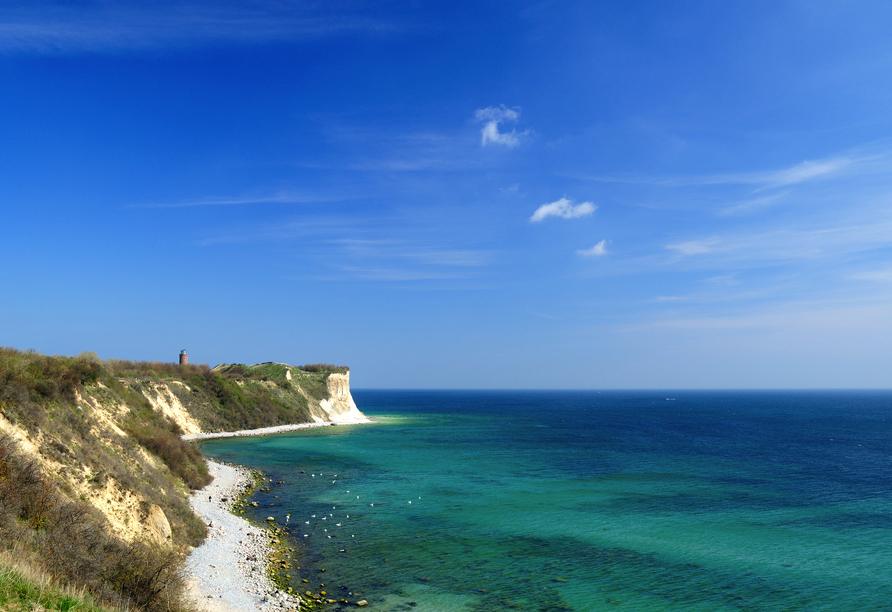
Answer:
[0,348,364,612]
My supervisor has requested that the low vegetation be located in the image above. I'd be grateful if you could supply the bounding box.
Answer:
[0,553,119,612]
[298,363,349,374]
[0,347,350,612]
[0,435,186,612]
[0,349,207,545]
[109,359,346,432]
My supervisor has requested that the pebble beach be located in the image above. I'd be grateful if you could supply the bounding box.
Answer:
[185,461,301,612]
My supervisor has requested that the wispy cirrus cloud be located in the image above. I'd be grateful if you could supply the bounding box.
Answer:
[754,158,852,188]
[666,240,716,256]
[198,215,495,282]
[664,213,892,268]
[128,192,353,209]
[851,268,892,282]
[717,192,790,216]
[530,198,595,222]
[576,153,868,190]
[577,240,608,257]
[335,267,466,282]
[628,301,892,334]
[335,239,494,267]
[474,105,528,148]
[0,2,400,53]
[197,216,358,246]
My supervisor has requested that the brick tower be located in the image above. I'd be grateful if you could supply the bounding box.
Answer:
[179,349,188,365]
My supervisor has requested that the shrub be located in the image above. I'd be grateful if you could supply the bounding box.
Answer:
[125,424,211,490]
[299,363,349,373]
[0,348,103,433]
[0,436,189,612]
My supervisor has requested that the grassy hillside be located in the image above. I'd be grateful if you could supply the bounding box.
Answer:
[0,553,119,612]
[0,349,207,612]
[0,348,351,612]
[111,360,348,432]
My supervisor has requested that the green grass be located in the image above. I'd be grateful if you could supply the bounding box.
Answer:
[0,556,118,612]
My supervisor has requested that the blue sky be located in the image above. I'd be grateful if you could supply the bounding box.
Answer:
[2,1,892,388]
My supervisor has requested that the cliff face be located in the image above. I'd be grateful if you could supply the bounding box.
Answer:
[132,366,369,432]
[0,349,364,612]
[206,362,368,429]
[0,377,206,547]
[315,372,368,424]
[0,353,365,546]
[138,380,203,435]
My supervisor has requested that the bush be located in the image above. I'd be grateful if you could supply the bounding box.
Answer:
[126,424,211,490]
[105,359,211,379]
[0,436,189,612]
[0,348,103,432]
[299,363,349,373]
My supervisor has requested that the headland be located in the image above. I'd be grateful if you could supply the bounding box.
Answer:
[0,349,366,612]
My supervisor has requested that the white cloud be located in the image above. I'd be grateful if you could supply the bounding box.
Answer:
[474,105,525,148]
[530,198,596,222]
[577,240,608,257]
[474,106,519,123]
[666,240,714,256]
[481,122,521,147]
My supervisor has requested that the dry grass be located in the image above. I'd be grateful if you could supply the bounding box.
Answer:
[0,547,123,612]
[0,436,189,612]
[0,348,207,548]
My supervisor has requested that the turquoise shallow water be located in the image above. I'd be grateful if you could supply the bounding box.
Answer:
[198,391,892,612]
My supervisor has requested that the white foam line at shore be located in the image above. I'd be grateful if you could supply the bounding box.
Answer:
[183,420,369,441]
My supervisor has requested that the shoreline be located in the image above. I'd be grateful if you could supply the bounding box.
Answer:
[185,461,300,612]
[184,418,373,611]
[183,418,371,441]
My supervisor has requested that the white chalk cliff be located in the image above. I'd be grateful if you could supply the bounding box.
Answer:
[316,372,369,424]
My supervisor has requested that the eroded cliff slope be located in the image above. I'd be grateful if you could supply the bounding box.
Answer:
[0,349,364,612]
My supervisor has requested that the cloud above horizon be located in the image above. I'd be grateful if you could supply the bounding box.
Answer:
[530,198,596,222]
[475,105,525,148]
[577,240,608,257]
[666,240,714,256]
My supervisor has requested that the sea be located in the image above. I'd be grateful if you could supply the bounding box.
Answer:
[196,390,892,612]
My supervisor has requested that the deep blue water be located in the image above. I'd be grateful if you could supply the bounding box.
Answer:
[198,391,892,612]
